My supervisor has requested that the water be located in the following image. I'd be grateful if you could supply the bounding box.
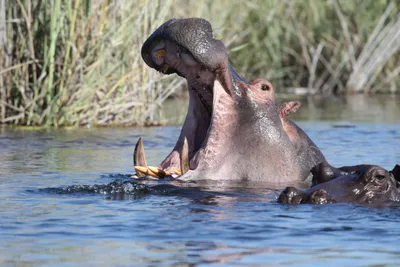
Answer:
[0,95,399,266]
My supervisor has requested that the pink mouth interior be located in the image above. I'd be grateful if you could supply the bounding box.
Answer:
[151,40,227,168]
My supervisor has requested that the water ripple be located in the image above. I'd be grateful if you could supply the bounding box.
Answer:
[0,121,399,266]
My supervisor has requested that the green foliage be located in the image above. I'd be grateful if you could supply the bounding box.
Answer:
[0,0,399,126]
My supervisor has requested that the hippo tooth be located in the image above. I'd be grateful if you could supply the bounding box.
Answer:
[133,137,147,177]
[162,64,169,73]
[153,48,167,57]
[172,167,182,176]
[180,137,189,175]
[134,166,156,177]
[148,166,170,178]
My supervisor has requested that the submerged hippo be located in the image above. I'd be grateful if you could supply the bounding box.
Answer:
[309,161,385,186]
[278,164,400,204]
[138,18,325,183]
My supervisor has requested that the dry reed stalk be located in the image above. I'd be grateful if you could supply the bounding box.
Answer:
[0,0,5,121]
[331,0,356,68]
[346,4,400,93]
[307,43,324,90]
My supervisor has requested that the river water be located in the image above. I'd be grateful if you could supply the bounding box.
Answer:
[0,95,399,266]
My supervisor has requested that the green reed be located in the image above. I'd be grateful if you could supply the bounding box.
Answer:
[0,0,399,126]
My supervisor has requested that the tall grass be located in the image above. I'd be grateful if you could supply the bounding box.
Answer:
[0,0,399,126]
[0,0,183,126]
[204,0,400,95]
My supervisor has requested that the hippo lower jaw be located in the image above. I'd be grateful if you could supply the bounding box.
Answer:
[170,75,303,183]
[177,78,239,181]
[134,60,243,179]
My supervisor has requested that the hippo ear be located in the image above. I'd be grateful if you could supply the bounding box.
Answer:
[310,162,340,186]
[278,101,301,119]
[391,164,400,181]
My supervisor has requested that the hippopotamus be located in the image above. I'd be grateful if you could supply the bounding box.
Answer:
[137,18,326,183]
[309,161,384,186]
[278,164,400,204]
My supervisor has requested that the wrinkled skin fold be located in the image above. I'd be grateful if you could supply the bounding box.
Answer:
[140,18,326,183]
[278,163,400,204]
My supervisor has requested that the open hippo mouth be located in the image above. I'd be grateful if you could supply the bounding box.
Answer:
[136,18,311,183]
[136,18,246,178]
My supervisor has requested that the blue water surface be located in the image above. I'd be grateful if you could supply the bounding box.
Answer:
[0,97,399,266]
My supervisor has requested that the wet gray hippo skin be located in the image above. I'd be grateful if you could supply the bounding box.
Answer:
[278,101,326,180]
[310,162,371,186]
[141,18,326,182]
[278,164,400,204]
[309,162,400,186]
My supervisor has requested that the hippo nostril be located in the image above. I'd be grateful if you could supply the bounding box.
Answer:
[278,186,300,204]
[309,189,329,204]
[196,75,200,79]
[261,84,270,91]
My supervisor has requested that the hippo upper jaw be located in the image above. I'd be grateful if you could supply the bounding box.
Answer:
[141,18,248,174]
[141,18,227,70]
[141,18,235,97]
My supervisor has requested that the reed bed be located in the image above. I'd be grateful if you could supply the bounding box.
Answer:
[0,0,399,126]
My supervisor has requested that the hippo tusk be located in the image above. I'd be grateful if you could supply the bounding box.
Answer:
[180,136,189,175]
[133,136,188,178]
[133,137,147,177]
[133,137,174,178]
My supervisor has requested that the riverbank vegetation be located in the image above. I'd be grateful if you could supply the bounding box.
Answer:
[0,0,399,126]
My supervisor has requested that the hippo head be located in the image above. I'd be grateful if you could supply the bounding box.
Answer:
[278,165,400,204]
[141,18,242,96]
[140,18,301,182]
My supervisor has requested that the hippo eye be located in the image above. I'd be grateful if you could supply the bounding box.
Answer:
[375,174,386,181]
[372,169,388,181]
[261,84,270,91]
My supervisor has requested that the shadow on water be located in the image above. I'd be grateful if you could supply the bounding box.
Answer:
[36,174,280,204]
[36,175,400,208]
